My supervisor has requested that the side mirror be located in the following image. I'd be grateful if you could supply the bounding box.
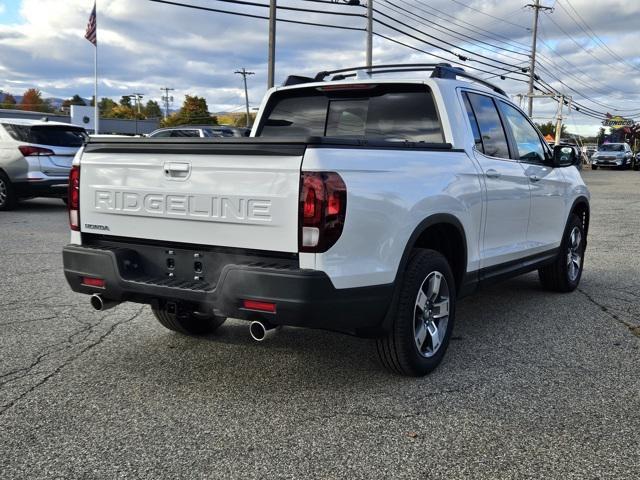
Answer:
[552,145,577,167]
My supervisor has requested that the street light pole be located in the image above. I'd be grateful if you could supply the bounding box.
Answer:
[267,0,276,89]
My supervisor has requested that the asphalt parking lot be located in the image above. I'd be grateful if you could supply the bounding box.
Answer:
[1,169,638,479]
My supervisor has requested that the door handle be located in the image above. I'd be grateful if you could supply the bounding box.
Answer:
[164,162,191,179]
[485,169,501,179]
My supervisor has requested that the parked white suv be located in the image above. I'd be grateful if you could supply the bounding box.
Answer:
[591,142,633,169]
[0,119,88,210]
[62,64,590,376]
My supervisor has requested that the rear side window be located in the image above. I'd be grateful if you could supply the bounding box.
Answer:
[465,92,510,159]
[3,124,87,147]
[170,130,200,137]
[259,84,444,142]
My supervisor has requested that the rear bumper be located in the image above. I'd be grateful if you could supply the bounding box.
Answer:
[62,243,393,336]
[14,179,68,198]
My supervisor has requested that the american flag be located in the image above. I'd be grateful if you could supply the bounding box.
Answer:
[85,2,97,46]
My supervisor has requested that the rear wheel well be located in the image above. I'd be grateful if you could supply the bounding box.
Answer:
[412,223,466,291]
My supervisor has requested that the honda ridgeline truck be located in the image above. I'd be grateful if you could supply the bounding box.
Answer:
[63,64,590,376]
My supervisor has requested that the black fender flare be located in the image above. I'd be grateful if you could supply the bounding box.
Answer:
[374,213,468,334]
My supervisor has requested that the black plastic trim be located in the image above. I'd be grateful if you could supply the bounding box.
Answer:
[462,248,560,293]
[63,243,393,336]
[83,136,457,154]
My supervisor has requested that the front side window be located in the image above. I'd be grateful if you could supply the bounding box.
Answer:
[151,130,171,138]
[259,84,444,142]
[466,92,510,159]
[499,102,546,163]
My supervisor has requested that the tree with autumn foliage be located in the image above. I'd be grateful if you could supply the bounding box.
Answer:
[162,95,217,127]
[0,92,17,109]
[20,88,53,112]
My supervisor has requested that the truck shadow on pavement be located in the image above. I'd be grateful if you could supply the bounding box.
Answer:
[111,271,581,391]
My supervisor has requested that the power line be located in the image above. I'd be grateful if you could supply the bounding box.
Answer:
[378,0,530,61]
[372,7,528,72]
[558,0,640,74]
[398,0,532,54]
[445,0,530,30]
[147,0,365,31]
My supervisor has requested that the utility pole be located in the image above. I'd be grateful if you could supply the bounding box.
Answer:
[235,68,255,127]
[366,0,373,70]
[160,87,174,119]
[130,93,144,114]
[526,1,553,117]
[554,95,572,146]
[267,0,276,89]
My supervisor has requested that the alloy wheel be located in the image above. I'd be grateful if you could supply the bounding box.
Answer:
[414,271,450,358]
[0,178,7,207]
[567,226,582,282]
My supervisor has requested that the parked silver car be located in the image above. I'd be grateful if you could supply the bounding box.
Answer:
[591,143,633,170]
[0,119,88,210]
[148,125,250,138]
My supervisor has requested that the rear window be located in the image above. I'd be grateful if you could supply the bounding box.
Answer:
[3,124,88,147]
[258,84,444,142]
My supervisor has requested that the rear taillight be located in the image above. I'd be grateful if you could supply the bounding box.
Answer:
[299,171,347,253]
[18,145,54,156]
[68,165,80,231]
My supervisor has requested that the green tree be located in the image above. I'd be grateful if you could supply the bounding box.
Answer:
[536,121,567,138]
[144,100,163,119]
[1,92,17,109]
[62,94,87,110]
[98,97,118,117]
[162,95,217,126]
[119,95,132,108]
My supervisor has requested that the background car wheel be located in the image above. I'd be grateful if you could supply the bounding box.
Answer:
[0,171,17,211]
[376,249,456,377]
[538,214,585,293]
[591,165,598,170]
[152,305,226,335]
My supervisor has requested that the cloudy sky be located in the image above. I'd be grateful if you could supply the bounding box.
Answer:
[0,0,639,135]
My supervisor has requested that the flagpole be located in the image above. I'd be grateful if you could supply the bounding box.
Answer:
[94,44,99,134]
[94,1,99,135]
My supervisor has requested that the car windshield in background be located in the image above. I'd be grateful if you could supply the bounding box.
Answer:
[599,144,624,152]
[258,84,444,143]
[3,124,88,147]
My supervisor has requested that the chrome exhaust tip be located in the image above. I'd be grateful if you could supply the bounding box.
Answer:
[90,294,119,311]
[249,320,280,342]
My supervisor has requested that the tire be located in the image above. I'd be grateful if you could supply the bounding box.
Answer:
[0,171,17,211]
[591,165,598,170]
[376,249,456,376]
[152,305,226,335]
[538,214,585,293]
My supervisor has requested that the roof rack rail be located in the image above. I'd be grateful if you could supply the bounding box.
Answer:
[283,63,508,96]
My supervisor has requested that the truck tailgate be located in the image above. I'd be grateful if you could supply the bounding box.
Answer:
[79,140,306,253]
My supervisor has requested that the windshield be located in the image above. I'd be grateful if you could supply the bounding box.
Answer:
[258,84,444,143]
[599,144,624,152]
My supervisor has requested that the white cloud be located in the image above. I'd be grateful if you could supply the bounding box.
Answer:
[0,0,638,134]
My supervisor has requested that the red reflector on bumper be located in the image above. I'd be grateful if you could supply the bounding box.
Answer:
[81,277,105,288]
[242,300,276,313]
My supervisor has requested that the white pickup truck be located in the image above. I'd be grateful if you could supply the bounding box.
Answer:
[63,64,590,376]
